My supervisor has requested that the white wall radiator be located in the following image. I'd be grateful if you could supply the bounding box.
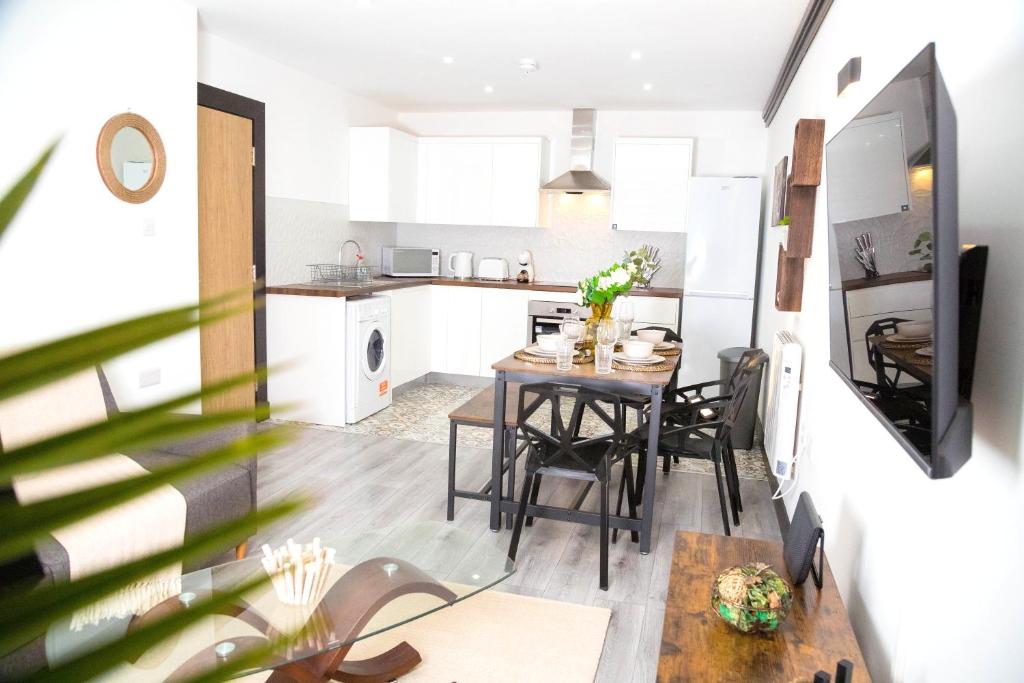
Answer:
[764,331,803,481]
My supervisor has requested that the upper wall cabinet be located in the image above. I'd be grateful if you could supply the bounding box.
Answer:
[349,127,419,222]
[418,137,545,227]
[825,112,911,225]
[610,137,693,232]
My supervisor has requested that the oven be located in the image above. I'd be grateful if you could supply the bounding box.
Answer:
[527,300,586,344]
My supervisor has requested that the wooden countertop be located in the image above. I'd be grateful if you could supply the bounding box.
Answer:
[657,531,870,683]
[266,277,683,299]
[842,270,931,292]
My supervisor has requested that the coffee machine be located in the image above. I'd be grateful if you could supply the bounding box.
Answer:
[516,250,535,283]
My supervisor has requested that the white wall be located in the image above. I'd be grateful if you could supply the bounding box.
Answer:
[0,0,200,409]
[754,1,1024,680]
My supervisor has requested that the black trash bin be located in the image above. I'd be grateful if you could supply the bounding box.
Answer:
[717,347,763,450]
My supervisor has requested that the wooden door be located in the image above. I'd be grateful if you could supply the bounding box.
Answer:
[198,105,254,414]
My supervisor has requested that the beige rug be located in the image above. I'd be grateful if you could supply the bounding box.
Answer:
[287,382,769,480]
[346,589,611,682]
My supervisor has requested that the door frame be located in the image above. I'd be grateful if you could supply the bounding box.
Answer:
[197,83,267,406]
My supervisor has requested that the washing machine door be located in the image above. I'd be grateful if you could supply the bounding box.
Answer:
[361,323,387,380]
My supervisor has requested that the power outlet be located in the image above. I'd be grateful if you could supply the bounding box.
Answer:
[139,368,161,388]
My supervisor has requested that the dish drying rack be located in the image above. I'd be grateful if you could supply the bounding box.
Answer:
[308,263,379,285]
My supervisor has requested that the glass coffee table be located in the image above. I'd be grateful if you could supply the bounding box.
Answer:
[47,522,514,682]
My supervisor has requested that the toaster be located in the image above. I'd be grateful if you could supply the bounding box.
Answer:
[476,257,509,281]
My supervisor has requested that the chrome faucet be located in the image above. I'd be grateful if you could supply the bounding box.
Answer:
[339,239,363,266]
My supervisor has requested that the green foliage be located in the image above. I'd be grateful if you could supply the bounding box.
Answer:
[621,243,662,288]
[779,215,791,226]
[0,145,303,680]
[910,230,934,262]
[576,262,635,306]
[710,563,793,634]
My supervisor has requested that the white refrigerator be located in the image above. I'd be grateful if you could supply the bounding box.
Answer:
[678,177,762,387]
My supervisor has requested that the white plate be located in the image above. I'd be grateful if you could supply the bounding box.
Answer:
[652,341,675,351]
[523,345,578,358]
[887,333,932,343]
[915,346,934,357]
[612,352,666,365]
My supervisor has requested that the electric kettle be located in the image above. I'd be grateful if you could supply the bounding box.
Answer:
[449,251,474,279]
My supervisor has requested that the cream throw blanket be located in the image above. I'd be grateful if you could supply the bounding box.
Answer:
[0,370,187,630]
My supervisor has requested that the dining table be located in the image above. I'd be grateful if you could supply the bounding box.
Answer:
[866,334,932,384]
[489,344,682,554]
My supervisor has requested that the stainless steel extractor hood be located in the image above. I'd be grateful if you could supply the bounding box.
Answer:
[541,108,611,193]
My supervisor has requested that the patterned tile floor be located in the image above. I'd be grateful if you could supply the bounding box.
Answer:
[285,382,769,481]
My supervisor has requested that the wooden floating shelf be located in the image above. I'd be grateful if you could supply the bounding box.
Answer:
[775,245,805,312]
[774,117,824,311]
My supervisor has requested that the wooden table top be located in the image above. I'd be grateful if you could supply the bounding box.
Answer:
[658,531,870,683]
[867,335,932,382]
[491,344,682,387]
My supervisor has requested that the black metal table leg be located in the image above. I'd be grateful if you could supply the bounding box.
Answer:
[639,385,662,554]
[447,421,457,521]
[505,426,516,529]
[489,372,507,531]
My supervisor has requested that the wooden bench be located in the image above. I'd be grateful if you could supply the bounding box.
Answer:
[447,383,522,526]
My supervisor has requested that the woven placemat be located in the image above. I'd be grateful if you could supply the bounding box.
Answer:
[881,338,931,349]
[909,354,933,366]
[614,343,681,356]
[513,350,594,365]
[611,359,676,372]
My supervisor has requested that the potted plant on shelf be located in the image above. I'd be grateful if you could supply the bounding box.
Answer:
[577,262,635,351]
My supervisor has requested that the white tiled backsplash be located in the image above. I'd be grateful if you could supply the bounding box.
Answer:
[395,194,685,286]
[266,194,684,288]
[266,197,396,286]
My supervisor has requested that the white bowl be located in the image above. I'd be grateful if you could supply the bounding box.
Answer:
[635,329,667,344]
[896,320,932,338]
[623,340,655,359]
[537,334,564,352]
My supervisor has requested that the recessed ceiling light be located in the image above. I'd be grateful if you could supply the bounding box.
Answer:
[630,50,643,61]
[484,85,494,93]
[518,58,539,74]
[442,56,454,65]
[643,82,653,91]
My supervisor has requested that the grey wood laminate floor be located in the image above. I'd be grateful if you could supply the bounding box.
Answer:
[253,425,782,682]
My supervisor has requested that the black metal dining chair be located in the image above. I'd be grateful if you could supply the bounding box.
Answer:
[508,383,639,591]
[864,317,908,393]
[628,352,766,536]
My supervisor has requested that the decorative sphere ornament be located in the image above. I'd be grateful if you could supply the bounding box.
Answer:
[710,562,793,634]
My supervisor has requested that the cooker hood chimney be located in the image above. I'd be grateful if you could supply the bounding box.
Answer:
[541,108,611,194]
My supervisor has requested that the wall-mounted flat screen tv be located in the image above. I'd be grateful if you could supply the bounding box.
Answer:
[825,43,986,478]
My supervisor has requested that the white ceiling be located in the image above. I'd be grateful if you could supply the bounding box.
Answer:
[190,0,806,112]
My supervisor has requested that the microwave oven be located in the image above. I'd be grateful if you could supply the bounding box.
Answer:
[381,247,440,277]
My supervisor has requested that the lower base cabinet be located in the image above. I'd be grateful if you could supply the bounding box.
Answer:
[479,289,530,376]
[384,286,432,387]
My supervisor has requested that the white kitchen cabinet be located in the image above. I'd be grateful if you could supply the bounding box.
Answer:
[479,289,531,376]
[630,296,680,329]
[429,286,449,373]
[382,286,432,387]
[418,137,545,227]
[443,287,483,376]
[418,139,493,225]
[826,112,911,224]
[845,279,932,383]
[348,127,418,222]
[610,138,693,232]
[490,140,543,227]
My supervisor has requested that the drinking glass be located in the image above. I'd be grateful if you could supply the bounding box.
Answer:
[596,318,617,346]
[614,319,632,344]
[555,335,575,371]
[561,316,584,345]
[595,343,614,374]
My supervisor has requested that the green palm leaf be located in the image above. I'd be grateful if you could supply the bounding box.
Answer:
[0,294,253,402]
[0,369,268,483]
[0,140,58,241]
[22,574,275,683]
[0,428,288,565]
[0,498,302,655]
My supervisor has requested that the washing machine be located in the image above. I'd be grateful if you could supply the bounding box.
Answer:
[345,295,391,423]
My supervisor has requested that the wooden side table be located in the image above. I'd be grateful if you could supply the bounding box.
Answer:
[657,531,870,682]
